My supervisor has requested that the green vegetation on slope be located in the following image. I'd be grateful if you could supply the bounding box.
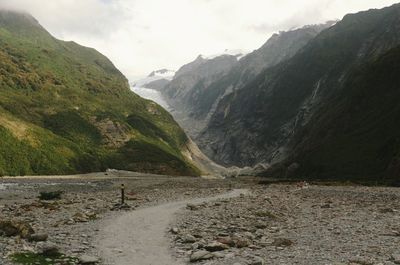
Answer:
[0,11,200,176]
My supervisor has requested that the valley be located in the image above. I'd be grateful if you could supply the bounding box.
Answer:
[1,1,400,265]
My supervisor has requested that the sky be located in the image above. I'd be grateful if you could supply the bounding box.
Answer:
[0,0,399,81]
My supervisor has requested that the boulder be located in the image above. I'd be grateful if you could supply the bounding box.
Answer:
[0,220,34,238]
[37,242,59,255]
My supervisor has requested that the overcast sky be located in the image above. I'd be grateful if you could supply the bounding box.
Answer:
[0,0,398,81]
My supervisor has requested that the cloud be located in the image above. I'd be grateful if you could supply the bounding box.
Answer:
[0,0,399,80]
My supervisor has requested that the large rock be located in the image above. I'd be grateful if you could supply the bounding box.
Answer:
[37,242,59,255]
[0,220,34,238]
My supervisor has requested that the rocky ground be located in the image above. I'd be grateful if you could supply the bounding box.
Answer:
[2,174,400,265]
[170,184,400,265]
[0,172,250,265]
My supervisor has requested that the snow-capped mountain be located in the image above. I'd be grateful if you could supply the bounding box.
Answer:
[148,69,176,78]
[201,49,249,60]
[130,69,175,111]
[131,69,175,88]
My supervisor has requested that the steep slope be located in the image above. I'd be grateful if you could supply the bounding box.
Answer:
[266,45,400,182]
[159,23,333,140]
[192,23,334,161]
[0,10,200,176]
[162,54,239,136]
[201,3,400,181]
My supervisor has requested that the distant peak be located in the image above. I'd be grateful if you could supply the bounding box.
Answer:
[201,49,249,61]
[148,69,175,77]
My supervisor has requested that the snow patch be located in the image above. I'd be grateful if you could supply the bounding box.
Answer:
[202,49,249,60]
[130,86,171,111]
[131,69,175,88]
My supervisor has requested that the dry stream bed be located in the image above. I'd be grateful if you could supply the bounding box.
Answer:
[0,173,399,265]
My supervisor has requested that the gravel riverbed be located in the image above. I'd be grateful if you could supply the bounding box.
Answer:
[0,172,248,265]
[170,185,400,265]
[1,174,400,265]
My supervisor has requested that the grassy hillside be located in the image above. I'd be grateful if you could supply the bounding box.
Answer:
[0,10,200,176]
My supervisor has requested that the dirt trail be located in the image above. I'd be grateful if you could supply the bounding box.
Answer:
[96,189,247,265]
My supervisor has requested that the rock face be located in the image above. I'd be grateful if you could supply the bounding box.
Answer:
[161,54,239,137]
[157,22,334,161]
[197,4,400,181]
[144,79,170,90]
[195,23,336,166]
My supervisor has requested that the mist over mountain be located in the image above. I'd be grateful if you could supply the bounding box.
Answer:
[152,3,400,182]
[157,22,333,144]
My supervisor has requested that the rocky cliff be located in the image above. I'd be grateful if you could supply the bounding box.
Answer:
[160,23,334,141]
[202,4,400,182]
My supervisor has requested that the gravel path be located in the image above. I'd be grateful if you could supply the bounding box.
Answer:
[96,189,247,265]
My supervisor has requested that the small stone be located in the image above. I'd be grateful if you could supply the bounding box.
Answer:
[182,234,197,243]
[234,237,251,248]
[213,252,225,258]
[391,253,400,264]
[216,237,235,247]
[272,238,294,247]
[29,233,48,242]
[190,250,214,262]
[170,227,179,234]
[187,203,198,211]
[73,212,89,223]
[349,257,374,265]
[204,242,229,252]
[251,256,265,265]
[78,255,99,264]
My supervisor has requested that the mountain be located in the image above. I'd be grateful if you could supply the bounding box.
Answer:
[144,79,171,90]
[202,49,247,60]
[158,23,334,140]
[0,10,200,176]
[161,54,239,136]
[201,3,400,182]
[132,69,175,88]
[267,45,400,182]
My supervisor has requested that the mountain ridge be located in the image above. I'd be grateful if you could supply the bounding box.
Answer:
[0,10,200,176]
[200,3,400,181]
